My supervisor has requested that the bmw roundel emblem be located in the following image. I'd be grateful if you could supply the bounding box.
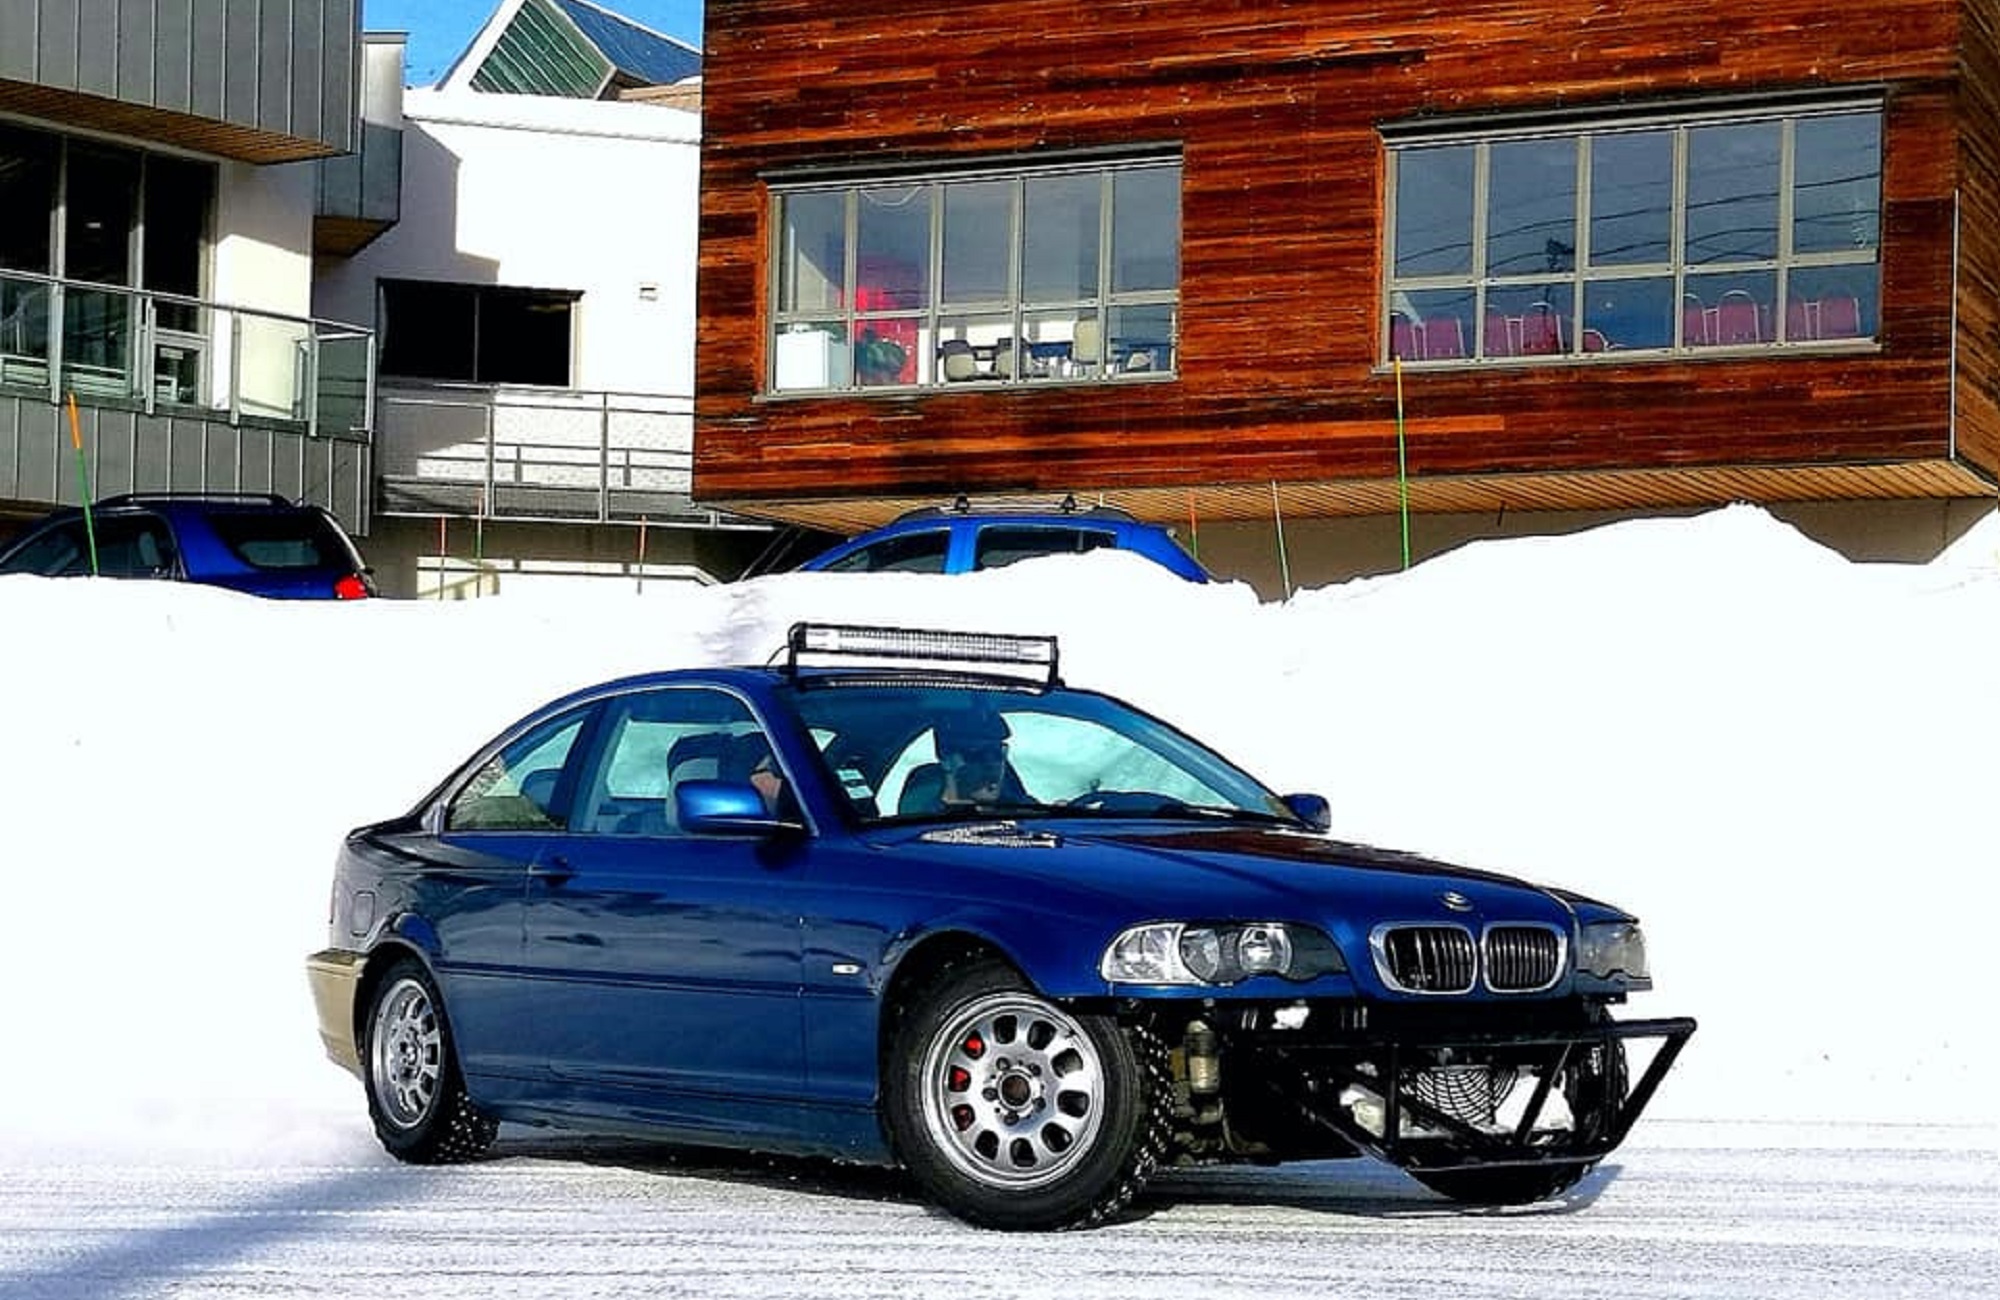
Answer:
[1439,890,1474,912]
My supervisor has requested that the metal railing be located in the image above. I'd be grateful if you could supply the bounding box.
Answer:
[374,384,721,525]
[0,268,374,440]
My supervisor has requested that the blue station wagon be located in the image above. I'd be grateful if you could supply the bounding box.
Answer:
[307,624,1693,1230]
[0,492,374,599]
[795,501,1212,581]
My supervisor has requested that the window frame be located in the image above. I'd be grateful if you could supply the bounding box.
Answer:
[1381,95,1884,367]
[765,153,1182,396]
[377,278,581,386]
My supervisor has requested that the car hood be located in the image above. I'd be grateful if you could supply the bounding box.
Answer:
[868,819,1581,931]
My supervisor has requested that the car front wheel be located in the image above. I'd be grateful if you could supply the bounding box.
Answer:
[885,958,1168,1230]
[362,957,497,1163]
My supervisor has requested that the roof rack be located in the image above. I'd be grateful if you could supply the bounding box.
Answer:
[784,622,1061,687]
[895,493,1137,523]
[93,492,298,509]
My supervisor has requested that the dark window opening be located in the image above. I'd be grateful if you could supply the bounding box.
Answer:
[379,280,578,385]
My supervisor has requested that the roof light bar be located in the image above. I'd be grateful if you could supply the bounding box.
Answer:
[786,622,1060,685]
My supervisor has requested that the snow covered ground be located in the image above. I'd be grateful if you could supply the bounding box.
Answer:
[0,504,1994,1292]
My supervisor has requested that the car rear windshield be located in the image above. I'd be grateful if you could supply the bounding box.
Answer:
[206,512,356,571]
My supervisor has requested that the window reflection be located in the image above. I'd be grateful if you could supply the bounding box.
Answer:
[1590,131,1672,266]
[1394,144,1474,278]
[1487,138,1576,277]
[1685,121,1779,265]
[1025,173,1098,301]
[1794,114,1881,255]
[770,159,1180,393]
[1385,105,1880,364]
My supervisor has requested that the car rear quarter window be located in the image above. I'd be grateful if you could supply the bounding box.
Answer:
[819,529,950,574]
[205,511,355,571]
[973,525,1116,570]
[445,711,589,832]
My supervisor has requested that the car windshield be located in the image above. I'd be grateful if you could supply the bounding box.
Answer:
[787,680,1300,827]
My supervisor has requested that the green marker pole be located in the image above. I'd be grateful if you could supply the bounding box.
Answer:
[66,393,99,576]
[1394,356,1411,571]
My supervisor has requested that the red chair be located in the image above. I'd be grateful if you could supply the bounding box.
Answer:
[1785,298,1819,342]
[1582,328,1609,353]
[1713,289,1762,345]
[1484,310,1520,357]
[1390,313,1423,361]
[1423,315,1467,359]
[1682,293,1711,347]
[1819,294,1862,339]
[1519,302,1563,355]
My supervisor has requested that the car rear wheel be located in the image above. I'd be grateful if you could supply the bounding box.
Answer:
[362,958,497,1163]
[884,958,1169,1230]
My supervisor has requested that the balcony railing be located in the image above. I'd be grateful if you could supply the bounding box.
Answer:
[0,268,374,440]
[374,383,735,526]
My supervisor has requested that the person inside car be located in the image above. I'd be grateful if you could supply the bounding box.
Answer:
[898,707,1028,814]
[728,733,795,819]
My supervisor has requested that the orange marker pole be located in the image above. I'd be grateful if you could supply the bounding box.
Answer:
[66,393,99,576]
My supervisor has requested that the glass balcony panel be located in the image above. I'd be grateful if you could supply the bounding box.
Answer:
[62,285,138,399]
[0,273,51,388]
[235,312,312,421]
[316,330,373,435]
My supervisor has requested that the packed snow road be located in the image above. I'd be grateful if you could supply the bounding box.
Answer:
[3,1121,1992,1299]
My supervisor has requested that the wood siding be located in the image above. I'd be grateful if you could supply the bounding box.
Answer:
[696,0,1998,518]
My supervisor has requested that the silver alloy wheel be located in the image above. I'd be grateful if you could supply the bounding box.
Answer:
[369,976,443,1131]
[917,991,1107,1190]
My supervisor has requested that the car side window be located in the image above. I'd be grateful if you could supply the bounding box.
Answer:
[575,688,770,836]
[972,526,1116,570]
[92,515,177,577]
[444,709,590,832]
[0,522,89,575]
[0,515,175,577]
[820,529,951,574]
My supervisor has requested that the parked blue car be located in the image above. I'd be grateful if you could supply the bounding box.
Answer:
[795,501,1211,581]
[308,623,1692,1230]
[0,492,375,599]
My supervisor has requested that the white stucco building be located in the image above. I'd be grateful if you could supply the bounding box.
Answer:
[312,2,770,599]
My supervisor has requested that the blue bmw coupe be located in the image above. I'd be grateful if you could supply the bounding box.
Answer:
[308,623,1694,1230]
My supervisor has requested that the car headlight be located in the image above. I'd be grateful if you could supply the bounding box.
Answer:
[1577,920,1651,985]
[1100,922,1346,985]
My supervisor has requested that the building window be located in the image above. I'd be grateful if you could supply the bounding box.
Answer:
[378,280,579,385]
[1383,101,1882,364]
[0,122,214,401]
[768,155,1180,394]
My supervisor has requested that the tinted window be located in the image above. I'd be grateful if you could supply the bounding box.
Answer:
[0,514,173,577]
[574,688,766,836]
[206,511,354,571]
[972,526,1116,570]
[820,530,951,574]
[445,710,590,832]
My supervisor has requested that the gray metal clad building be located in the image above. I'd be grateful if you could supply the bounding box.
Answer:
[0,0,375,535]
[0,0,358,161]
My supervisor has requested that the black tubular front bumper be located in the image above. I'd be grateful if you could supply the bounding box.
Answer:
[1267,1015,1699,1173]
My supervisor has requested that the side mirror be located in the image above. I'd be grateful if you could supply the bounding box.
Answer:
[1282,793,1332,832]
[676,779,804,837]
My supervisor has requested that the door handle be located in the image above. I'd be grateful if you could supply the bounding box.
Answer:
[529,855,574,884]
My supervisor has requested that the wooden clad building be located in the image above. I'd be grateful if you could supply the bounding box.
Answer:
[694,0,2000,571]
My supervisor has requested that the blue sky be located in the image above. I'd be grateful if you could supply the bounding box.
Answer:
[362,0,705,88]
